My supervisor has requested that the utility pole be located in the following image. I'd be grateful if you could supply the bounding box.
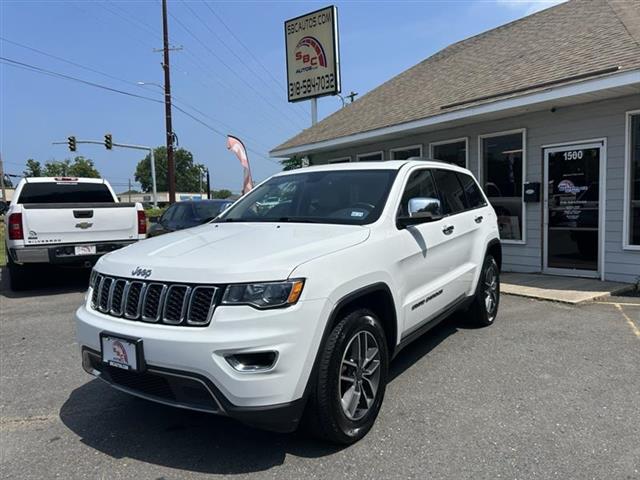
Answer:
[0,154,6,203]
[206,168,211,200]
[161,0,176,204]
[128,178,132,203]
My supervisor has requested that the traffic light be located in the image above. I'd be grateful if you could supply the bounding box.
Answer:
[104,133,113,150]
[68,136,76,152]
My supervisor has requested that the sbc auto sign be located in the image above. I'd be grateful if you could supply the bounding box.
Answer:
[285,6,341,103]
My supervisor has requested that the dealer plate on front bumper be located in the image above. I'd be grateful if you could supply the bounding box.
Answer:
[100,333,142,371]
[75,245,96,255]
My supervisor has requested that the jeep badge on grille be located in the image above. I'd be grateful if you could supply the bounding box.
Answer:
[131,267,152,279]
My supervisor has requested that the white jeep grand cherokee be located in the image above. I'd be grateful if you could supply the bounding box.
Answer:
[76,160,501,444]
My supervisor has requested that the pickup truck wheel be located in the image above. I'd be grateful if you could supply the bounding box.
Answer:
[306,308,388,444]
[7,251,30,291]
[469,254,500,327]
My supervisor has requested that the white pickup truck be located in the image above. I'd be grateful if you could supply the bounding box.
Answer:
[76,160,501,444]
[5,177,146,290]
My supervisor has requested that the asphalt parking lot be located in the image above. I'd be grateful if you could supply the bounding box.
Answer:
[1,269,639,480]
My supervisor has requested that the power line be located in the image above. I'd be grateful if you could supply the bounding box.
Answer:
[79,0,294,136]
[0,36,140,89]
[203,1,308,118]
[1,57,277,165]
[181,0,307,123]
[168,9,302,130]
[0,57,164,103]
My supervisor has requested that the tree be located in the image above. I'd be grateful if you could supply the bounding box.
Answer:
[280,156,303,171]
[39,157,100,178]
[43,159,71,177]
[24,159,43,177]
[211,189,232,199]
[135,147,204,192]
[68,156,100,178]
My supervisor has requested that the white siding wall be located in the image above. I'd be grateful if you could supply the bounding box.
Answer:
[311,95,640,283]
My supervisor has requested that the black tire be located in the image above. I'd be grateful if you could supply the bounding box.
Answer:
[469,254,500,327]
[7,251,31,291]
[305,308,389,444]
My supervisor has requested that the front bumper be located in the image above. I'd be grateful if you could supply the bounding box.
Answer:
[75,296,331,431]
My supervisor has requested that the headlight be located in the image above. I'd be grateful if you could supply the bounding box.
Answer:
[222,279,305,309]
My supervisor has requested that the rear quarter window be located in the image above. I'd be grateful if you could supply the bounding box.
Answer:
[457,173,487,209]
[17,183,115,204]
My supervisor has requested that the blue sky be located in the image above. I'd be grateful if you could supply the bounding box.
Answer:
[0,0,561,193]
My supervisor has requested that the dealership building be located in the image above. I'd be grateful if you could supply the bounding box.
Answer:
[271,0,640,284]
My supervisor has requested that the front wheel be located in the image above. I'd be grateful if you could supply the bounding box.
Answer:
[305,308,389,444]
[469,254,500,327]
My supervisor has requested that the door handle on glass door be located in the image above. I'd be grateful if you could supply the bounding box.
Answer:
[475,215,483,223]
[442,225,454,235]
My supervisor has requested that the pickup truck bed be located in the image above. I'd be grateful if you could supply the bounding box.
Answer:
[5,177,146,290]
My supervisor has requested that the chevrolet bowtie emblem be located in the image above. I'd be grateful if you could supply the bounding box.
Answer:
[75,222,93,229]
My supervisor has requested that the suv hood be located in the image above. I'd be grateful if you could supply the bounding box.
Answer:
[97,222,370,283]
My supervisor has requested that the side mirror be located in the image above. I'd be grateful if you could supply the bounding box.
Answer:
[397,197,443,228]
[149,215,160,223]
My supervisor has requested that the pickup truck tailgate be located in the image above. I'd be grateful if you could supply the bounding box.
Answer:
[22,203,139,245]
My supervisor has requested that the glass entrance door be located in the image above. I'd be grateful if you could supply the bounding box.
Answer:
[544,143,603,275]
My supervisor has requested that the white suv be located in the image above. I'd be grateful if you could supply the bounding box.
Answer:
[76,160,501,444]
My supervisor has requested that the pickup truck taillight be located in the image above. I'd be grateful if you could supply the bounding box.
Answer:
[8,213,24,240]
[137,210,147,235]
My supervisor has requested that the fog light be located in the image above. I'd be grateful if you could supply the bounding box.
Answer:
[226,351,278,372]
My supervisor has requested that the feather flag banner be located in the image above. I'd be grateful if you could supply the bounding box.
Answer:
[226,135,254,195]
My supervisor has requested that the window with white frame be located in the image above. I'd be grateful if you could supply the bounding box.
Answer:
[357,151,383,162]
[481,131,525,242]
[627,112,640,246]
[390,145,422,160]
[430,138,467,167]
[328,156,351,164]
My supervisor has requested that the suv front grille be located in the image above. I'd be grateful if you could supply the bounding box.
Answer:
[91,274,219,327]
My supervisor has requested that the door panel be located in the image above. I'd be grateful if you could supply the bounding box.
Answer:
[544,143,603,275]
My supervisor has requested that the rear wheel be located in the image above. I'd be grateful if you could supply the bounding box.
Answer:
[7,250,31,291]
[469,254,500,327]
[305,308,388,444]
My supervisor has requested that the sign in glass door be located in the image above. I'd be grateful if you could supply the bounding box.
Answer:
[545,144,602,273]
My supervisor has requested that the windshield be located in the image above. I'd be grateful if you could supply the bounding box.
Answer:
[17,182,114,204]
[217,169,397,225]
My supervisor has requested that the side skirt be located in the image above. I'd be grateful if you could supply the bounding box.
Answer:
[393,294,472,358]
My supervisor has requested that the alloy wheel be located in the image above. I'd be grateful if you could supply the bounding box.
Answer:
[339,329,381,421]
[484,263,499,320]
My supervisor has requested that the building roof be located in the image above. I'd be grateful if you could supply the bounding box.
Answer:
[271,0,640,155]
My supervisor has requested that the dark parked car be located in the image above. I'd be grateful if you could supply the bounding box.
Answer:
[148,199,233,237]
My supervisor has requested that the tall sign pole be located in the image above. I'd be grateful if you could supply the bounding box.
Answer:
[161,0,176,204]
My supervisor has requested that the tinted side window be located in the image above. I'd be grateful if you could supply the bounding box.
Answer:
[457,173,486,209]
[432,169,468,215]
[398,169,438,217]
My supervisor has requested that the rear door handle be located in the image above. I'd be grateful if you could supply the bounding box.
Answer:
[474,215,483,224]
[442,224,454,235]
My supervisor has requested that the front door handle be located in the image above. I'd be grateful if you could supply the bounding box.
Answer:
[475,215,484,224]
[442,224,454,235]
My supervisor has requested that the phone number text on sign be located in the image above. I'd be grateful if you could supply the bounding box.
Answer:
[289,73,336,98]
